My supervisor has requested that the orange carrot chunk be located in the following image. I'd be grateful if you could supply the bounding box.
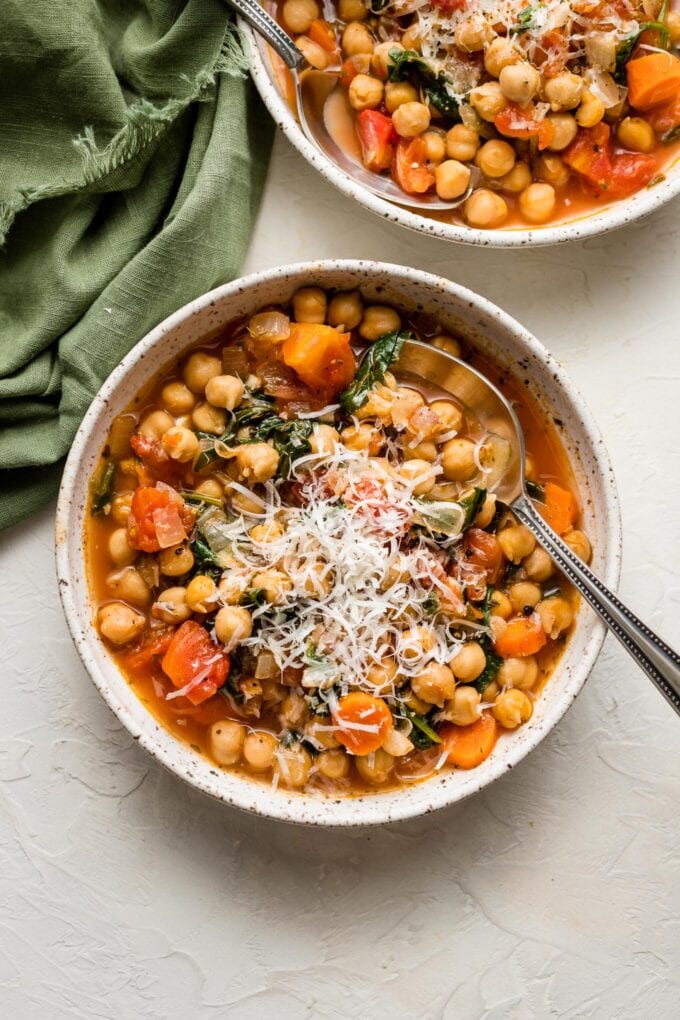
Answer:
[281,322,356,398]
[627,52,680,110]
[442,713,498,770]
[542,481,577,536]
[494,615,547,658]
[333,691,393,755]
[309,19,338,54]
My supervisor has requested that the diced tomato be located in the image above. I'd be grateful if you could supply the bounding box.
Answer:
[356,109,395,173]
[608,151,658,197]
[460,528,504,587]
[127,485,189,553]
[494,614,547,659]
[122,629,174,672]
[281,322,356,398]
[309,19,338,55]
[392,136,436,194]
[563,123,656,198]
[129,432,184,485]
[340,57,364,90]
[152,505,187,548]
[646,95,680,135]
[161,621,230,706]
[495,103,555,150]
[430,0,466,11]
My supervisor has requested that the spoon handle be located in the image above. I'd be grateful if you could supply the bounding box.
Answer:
[512,494,680,715]
[226,0,304,69]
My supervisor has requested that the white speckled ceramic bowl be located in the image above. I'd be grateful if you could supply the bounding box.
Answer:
[243,27,680,248]
[56,261,621,825]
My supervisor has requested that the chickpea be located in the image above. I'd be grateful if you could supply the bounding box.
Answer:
[348,72,385,112]
[475,492,497,529]
[668,11,680,46]
[421,129,447,163]
[249,520,283,543]
[209,719,246,766]
[233,442,280,482]
[158,543,195,577]
[98,602,145,645]
[576,87,605,128]
[564,528,591,563]
[309,423,340,455]
[450,641,486,682]
[110,492,133,526]
[138,410,174,441]
[411,662,455,707]
[292,286,327,324]
[441,437,477,481]
[205,374,244,411]
[544,72,583,112]
[195,479,224,501]
[403,439,438,463]
[296,35,329,70]
[499,62,541,105]
[382,728,414,757]
[403,689,431,714]
[537,596,573,640]
[523,547,553,582]
[367,657,399,692]
[359,305,401,342]
[584,32,616,72]
[108,527,136,566]
[547,113,578,151]
[384,81,419,113]
[484,37,520,77]
[192,402,226,435]
[430,398,464,432]
[508,581,542,613]
[490,590,513,619]
[534,153,569,188]
[401,25,422,51]
[445,124,481,162]
[338,0,367,20]
[392,101,431,139]
[274,744,313,788]
[218,572,249,606]
[617,117,655,153]
[498,524,535,563]
[161,380,195,415]
[469,81,507,122]
[475,139,516,178]
[251,569,292,605]
[519,183,556,224]
[161,426,199,463]
[464,189,508,229]
[230,486,267,515]
[399,458,437,495]
[342,21,374,58]
[281,0,319,34]
[106,567,150,605]
[498,161,532,194]
[183,352,222,394]
[444,686,482,726]
[186,574,217,613]
[151,586,192,625]
[328,290,363,330]
[214,607,252,648]
[435,159,471,200]
[317,748,350,780]
[493,688,533,729]
[399,625,436,664]
[454,14,494,51]
[355,748,394,785]
[498,655,538,692]
[341,422,384,453]
[243,730,278,772]
[371,40,403,80]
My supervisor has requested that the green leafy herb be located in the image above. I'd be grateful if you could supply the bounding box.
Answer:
[413,499,466,537]
[189,535,223,579]
[340,329,410,413]
[387,49,459,117]
[403,706,443,749]
[459,487,487,530]
[473,650,502,695]
[251,415,314,477]
[615,22,669,83]
[369,0,389,9]
[510,4,543,35]
[194,394,276,470]
[664,126,680,144]
[242,587,267,608]
[179,488,223,508]
[91,460,116,516]
[526,479,545,500]
[423,593,439,616]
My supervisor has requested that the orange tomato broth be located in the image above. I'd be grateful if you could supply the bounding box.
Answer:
[85,311,582,795]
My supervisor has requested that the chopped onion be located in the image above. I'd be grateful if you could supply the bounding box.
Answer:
[221,346,249,376]
[248,311,290,344]
[255,651,278,679]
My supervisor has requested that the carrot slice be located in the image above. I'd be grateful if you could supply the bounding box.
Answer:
[281,322,355,398]
[627,52,680,110]
[309,19,338,54]
[333,692,393,755]
[442,713,498,770]
[494,615,547,658]
[542,481,577,536]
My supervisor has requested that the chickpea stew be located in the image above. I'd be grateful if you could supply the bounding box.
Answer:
[86,287,592,795]
[275,0,680,228]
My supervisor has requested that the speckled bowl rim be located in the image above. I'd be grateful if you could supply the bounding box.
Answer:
[56,260,621,826]
[243,24,680,248]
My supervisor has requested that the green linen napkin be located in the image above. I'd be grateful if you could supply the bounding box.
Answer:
[0,0,273,531]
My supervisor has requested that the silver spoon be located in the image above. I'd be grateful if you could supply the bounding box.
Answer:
[226,0,474,211]
[396,339,680,715]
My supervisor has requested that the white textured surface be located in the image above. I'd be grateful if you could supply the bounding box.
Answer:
[1,133,679,1019]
